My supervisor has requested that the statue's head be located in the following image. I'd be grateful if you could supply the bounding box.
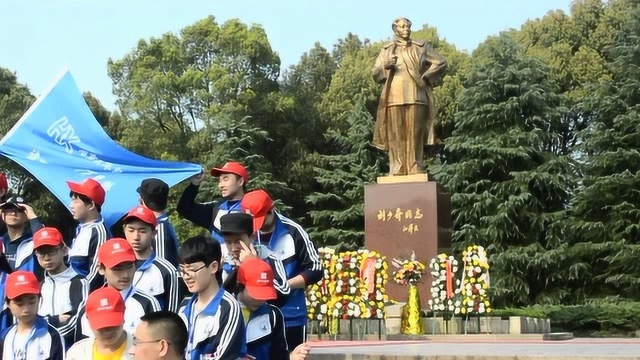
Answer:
[392,17,412,40]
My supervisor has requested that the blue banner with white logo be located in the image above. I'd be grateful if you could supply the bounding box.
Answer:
[0,69,202,226]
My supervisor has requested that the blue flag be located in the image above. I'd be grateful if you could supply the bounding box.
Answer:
[0,69,202,226]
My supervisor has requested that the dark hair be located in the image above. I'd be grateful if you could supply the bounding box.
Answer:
[140,311,188,356]
[178,235,222,284]
[69,191,102,213]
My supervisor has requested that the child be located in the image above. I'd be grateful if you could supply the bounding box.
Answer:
[67,178,110,291]
[177,162,248,244]
[123,205,184,312]
[137,178,180,267]
[219,212,290,303]
[236,258,288,360]
[34,227,88,347]
[73,238,161,341]
[66,286,133,360]
[0,196,44,277]
[241,190,323,349]
[0,270,65,360]
[177,235,245,360]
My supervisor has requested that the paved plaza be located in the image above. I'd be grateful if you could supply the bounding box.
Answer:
[308,338,640,359]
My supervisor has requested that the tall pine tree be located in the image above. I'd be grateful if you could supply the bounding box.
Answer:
[569,4,640,300]
[431,34,578,306]
[306,98,385,246]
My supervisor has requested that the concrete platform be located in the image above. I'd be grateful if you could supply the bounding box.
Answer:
[307,338,640,359]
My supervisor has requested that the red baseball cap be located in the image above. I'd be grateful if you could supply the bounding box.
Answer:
[0,172,8,191]
[210,162,249,183]
[67,178,106,206]
[123,206,158,227]
[241,190,274,232]
[237,258,277,300]
[85,287,125,330]
[33,227,64,249]
[98,238,136,268]
[5,271,40,300]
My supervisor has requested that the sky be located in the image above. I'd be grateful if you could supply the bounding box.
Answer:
[0,0,572,110]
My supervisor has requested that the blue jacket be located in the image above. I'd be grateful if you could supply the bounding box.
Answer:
[179,288,246,360]
[260,213,323,327]
[176,183,242,244]
[0,316,65,360]
[245,303,288,360]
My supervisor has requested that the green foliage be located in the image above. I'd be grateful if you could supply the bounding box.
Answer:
[305,98,385,246]
[493,301,640,337]
[6,1,640,313]
[431,33,578,307]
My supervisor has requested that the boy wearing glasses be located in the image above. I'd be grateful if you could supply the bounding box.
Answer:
[0,196,44,277]
[67,286,133,360]
[177,235,245,360]
[73,238,161,342]
[34,227,88,347]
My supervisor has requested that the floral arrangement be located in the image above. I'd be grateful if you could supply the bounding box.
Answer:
[306,248,388,322]
[329,251,368,320]
[392,251,427,285]
[358,249,387,319]
[306,247,335,321]
[460,245,491,315]
[427,253,462,314]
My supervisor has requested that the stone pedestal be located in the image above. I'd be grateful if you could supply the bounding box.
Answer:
[364,178,451,305]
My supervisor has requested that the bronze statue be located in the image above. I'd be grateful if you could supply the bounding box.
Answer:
[372,17,447,176]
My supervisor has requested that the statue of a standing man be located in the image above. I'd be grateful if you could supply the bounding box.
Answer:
[372,17,447,176]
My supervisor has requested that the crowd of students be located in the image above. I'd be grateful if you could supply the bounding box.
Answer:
[0,161,322,360]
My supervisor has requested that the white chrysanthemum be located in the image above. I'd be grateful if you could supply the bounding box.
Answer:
[349,286,356,293]
[376,293,383,301]
[336,263,343,270]
[479,289,486,295]
[375,262,382,269]
[428,299,434,306]
[317,314,323,320]
[320,304,327,313]
[349,279,356,286]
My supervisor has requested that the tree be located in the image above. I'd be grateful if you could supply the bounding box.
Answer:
[431,34,578,306]
[306,98,385,246]
[569,3,640,300]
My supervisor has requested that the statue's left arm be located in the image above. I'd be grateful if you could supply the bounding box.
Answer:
[420,45,447,86]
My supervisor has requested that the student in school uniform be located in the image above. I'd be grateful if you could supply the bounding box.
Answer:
[176,161,248,244]
[0,196,44,278]
[241,190,323,349]
[66,286,133,360]
[137,178,180,267]
[33,227,88,347]
[0,241,13,336]
[123,206,184,312]
[73,238,161,341]
[0,271,65,360]
[219,212,290,304]
[235,257,289,360]
[67,178,110,291]
[177,235,245,360]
